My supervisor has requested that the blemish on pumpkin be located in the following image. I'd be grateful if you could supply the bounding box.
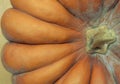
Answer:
[86,25,116,54]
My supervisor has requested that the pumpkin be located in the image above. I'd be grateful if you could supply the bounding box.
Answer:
[1,0,120,84]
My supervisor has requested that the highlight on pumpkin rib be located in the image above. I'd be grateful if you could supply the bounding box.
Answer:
[112,60,120,83]
[2,42,82,74]
[113,64,120,83]
[87,0,120,30]
[59,0,103,22]
[12,51,79,84]
[104,52,120,84]
[90,57,108,84]
[115,0,120,13]
[109,1,120,29]
[56,54,91,84]
[103,0,120,29]
[10,0,84,29]
[1,8,82,44]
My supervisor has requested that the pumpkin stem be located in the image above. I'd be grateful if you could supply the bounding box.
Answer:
[86,25,116,54]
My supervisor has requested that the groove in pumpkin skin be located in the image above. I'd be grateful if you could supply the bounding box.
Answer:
[55,50,87,84]
[109,0,120,18]
[59,0,103,21]
[2,42,84,74]
[56,54,91,84]
[107,53,120,84]
[55,49,85,84]
[105,0,119,11]
[113,64,120,83]
[103,52,120,84]
[1,8,82,44]
[114,1,120,15]
[12,51,80,84]
[111,44,120,58]
[103,0,118,12]
[10,0,84,29]
[90,57,108,84]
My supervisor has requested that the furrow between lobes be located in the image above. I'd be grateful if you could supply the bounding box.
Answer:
[1,8,82,44]
[2,42,83,74]
[12,51,80,84]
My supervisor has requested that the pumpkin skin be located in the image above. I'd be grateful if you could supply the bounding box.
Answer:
[10,0,84,29]
[2,42,82,74]
[1,0,120,84]
[1,8,81,44]
[59,0,103,21]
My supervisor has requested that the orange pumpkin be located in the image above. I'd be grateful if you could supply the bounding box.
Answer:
[1,0,120,84]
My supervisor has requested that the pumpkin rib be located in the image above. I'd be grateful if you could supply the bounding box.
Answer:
[58,0,78,18]
[103,0,119,12]
[113,64,120,83]
[56,54,91,84]
[12,51,79,84]
[106,53,120,84]
[106,0,119,11]
[55,49,88,84]
[104,53,120,84]
[1,8,82,44]
[111,44,120,58]
[59,0,103,21]
[114,0,120,14]
[110,1,120,28]
[1,0,120,84]
[2,42,83,74]
[90,57,108,84]
[57,0,87,30]
[10,0,84,29]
